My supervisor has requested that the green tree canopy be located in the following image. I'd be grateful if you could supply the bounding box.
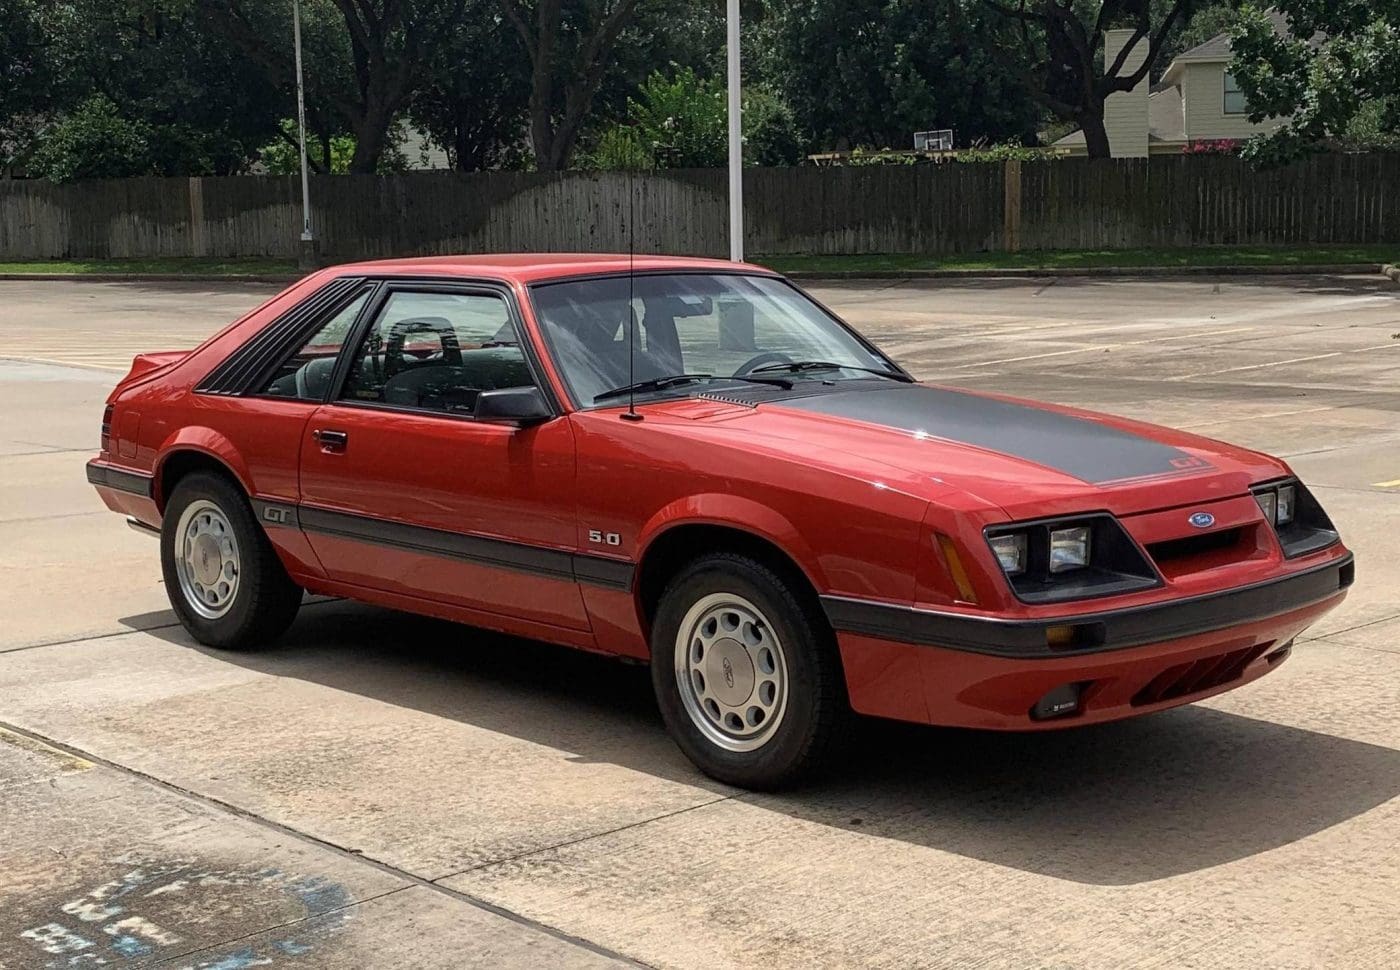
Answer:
[1230,1,1400,162]
[764,0,1041,152]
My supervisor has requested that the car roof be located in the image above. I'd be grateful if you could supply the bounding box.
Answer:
[326,253,779,285]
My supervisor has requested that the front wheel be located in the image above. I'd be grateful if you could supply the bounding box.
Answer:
[161,471,302,650]
[651,553,845,789]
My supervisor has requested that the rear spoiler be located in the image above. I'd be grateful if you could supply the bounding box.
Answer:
[120,350,189,387]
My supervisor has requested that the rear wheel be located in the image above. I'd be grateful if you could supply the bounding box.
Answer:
[651,553,845,789]
[161,472,301,650]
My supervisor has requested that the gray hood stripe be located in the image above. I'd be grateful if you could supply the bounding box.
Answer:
[771,385,1210,485]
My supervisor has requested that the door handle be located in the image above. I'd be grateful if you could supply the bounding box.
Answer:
[312,429,348,452]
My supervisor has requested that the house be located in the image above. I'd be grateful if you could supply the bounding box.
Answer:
[1054,12,1291,157]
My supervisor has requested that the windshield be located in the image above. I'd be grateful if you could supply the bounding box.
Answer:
[529,273,898,407]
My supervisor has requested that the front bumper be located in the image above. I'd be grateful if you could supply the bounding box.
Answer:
[827,552,1353,729]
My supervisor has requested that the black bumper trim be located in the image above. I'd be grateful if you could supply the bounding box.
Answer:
[821,553,1354,659]
[86,460,154,498]
[297,505,635,591]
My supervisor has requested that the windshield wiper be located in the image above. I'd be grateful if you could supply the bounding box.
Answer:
[594,372,797,403]
[750,360,914,383]
[594,374,714,403]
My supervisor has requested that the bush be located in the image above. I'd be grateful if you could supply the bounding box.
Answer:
[30,96,154,182]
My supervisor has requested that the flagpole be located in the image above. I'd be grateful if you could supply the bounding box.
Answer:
[726,0,743,262]
[293,0,316,267]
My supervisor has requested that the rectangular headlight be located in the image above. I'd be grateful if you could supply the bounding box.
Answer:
[1276,484,1296,525]
[989,533,1028,576]
[1049,526,1091,573]
[1256,489,1277,524]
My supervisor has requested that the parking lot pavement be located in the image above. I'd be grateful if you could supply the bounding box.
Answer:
[1,275,1398,968]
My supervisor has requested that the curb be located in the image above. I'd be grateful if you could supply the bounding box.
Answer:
[0,273,299,284]
[782,263,1386,281]
[0,263,1390,285]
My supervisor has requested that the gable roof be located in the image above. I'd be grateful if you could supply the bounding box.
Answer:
[1168,9,1291,65]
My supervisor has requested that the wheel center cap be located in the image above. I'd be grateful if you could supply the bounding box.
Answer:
[705,638,755,706]
[192,534,222,585]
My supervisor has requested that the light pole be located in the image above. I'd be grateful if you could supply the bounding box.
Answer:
[292,0,316,268]
[726,0,743,262]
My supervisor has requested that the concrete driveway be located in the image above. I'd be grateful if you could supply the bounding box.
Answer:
[2,274,1398,969]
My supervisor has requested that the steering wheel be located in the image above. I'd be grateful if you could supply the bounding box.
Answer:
[732,351,793,378]
[384,317,463,378]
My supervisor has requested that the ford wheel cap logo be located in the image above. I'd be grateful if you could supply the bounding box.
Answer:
[1189,512,1215,529]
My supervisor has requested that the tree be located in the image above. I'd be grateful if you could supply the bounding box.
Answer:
[763,0,1040,152]
[983,0,1207,157]
[580,67,804,169]
[1230,2,1400,163]
[496,0,650,171]
[408,2,532,170]
[29,96,155,181]
[198,0,468,173]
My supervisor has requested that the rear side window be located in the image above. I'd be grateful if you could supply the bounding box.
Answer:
[339,291,533,415]
[259,292,370,400]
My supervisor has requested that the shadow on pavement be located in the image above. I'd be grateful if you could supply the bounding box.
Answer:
[127,599,1400,887]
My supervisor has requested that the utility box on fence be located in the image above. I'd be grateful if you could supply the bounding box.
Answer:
[718,299,756,352]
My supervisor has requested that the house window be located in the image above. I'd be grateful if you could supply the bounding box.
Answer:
[1223,72,1247,115]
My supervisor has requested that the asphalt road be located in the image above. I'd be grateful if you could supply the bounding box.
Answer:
[2,274,1398,969]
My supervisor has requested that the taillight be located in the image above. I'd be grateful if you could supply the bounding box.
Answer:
[100,405,114,451]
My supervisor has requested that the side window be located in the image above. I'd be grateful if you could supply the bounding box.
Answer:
[340,291,533,415]
[259,292,370,400]
[1223,72,1246,115]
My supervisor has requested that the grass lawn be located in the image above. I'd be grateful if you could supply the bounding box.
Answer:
[0,257,297,276]
[0,246,1392,278]
[760,245,1397,275]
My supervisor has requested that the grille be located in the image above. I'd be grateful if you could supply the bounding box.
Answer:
[1131,643,1270,707]
[696,393,758,408]
[1147,527,1242,566]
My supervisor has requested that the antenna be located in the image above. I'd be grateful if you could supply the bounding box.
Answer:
[621,139,643,422]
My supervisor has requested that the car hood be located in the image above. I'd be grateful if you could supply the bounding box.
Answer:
[651,382,1288,520]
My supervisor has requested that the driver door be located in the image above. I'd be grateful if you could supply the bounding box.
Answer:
[298,283,589,631]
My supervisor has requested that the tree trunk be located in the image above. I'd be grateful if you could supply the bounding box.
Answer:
[1080,108,1112,159]
[350,97,396,174]
[530,100,562,172]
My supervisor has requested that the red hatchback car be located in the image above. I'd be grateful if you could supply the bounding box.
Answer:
[88,255,1353,788]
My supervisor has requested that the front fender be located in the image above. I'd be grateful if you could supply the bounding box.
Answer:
[636,493,830,592]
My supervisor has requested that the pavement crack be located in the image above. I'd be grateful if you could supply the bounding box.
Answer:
[433,794,736,882]
[0,719,653,969]
[0,622,186,654]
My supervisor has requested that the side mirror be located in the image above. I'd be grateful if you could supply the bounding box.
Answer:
[474,386,552,427]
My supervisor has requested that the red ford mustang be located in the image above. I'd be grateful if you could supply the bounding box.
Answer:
[88,255,1353,788]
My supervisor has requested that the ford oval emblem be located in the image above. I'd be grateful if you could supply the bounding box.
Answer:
[1189,512,1216,529]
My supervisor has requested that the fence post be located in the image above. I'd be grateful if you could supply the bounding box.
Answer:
[1003,159,1022,253]
[188,177,207,257]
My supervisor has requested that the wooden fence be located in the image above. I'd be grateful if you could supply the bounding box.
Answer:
[2,154,1397,261]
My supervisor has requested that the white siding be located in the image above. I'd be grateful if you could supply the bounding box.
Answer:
[1181,62,1288,141]
[1103,29,1149,158]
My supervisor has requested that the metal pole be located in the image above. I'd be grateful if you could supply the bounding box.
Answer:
[726,0,743,262]
[292,0,315,257]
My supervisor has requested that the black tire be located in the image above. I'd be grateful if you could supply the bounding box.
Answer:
[650,552,846,790]
[161,471,302,650]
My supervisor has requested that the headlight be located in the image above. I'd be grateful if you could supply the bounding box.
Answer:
[1252,479,1340,558]
[1049,526,1091,573]
[990,533,1028,576]
[1255,489,1278,524]
[1276,484,1295,525]
[984,515,1160,604]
